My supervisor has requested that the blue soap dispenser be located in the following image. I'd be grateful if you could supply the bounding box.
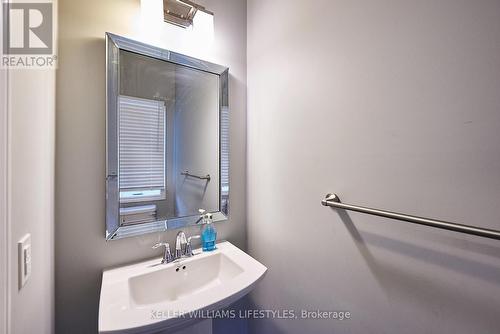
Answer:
[200,209,217,251]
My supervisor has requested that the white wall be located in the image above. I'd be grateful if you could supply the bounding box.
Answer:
[8,69,56,334]
[55,0,247,332]
[247,0,500,333]
[0,66,8,334]
[1,3,56,333]
[0,5,8,326]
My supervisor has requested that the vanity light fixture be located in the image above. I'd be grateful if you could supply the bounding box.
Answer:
[163,0,213,28]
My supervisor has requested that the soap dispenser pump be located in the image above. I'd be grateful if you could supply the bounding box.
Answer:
[199,209,217,251]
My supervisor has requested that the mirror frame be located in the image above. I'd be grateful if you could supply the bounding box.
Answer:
[105,33,229,240]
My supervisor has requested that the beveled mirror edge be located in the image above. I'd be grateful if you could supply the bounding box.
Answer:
[106,32,228,75]
[105,32,230,241]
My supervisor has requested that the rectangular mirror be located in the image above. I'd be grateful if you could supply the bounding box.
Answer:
[106,33,229,240]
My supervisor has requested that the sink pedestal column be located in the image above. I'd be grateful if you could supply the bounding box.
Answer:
[156,319,212,334]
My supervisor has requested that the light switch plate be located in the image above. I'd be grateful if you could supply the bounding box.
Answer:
[18,234,31,289]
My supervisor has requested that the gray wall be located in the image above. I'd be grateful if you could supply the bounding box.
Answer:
[174,66,220,216]
[247,0,500,333]
[55,0,247,333]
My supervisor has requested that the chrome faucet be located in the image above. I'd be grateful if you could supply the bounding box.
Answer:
[152,242,173,264]
[175,231,200,259]
[152,232,200,265]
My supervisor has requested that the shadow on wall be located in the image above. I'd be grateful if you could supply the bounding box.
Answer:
[246,298,287,334]
[333,209,500,325]
[212,297,249,334]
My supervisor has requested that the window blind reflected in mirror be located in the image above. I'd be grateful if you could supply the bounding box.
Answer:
[118,95,166,203]
[220,106,229,212]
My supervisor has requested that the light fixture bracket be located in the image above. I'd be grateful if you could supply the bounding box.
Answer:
[163,0,213,28]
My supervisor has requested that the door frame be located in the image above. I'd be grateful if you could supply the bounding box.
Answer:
[1,2,11,333]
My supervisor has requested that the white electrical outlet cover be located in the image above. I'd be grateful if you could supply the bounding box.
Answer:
[18,234,31,289]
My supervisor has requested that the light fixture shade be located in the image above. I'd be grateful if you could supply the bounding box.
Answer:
[163,0,213,28]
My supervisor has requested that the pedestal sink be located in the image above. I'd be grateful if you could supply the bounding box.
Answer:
[99,241,267,334]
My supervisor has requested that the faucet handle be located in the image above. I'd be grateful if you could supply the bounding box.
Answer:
[188,235,200,243]
[152,242,167,249]
[152,242,173,264]
[175,231,188,259]
[186,235,200,257]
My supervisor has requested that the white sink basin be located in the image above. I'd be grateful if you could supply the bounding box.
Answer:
[99,241,267,333]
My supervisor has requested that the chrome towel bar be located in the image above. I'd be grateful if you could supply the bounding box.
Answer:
[322,193,500,240]
[181,170,211,181]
